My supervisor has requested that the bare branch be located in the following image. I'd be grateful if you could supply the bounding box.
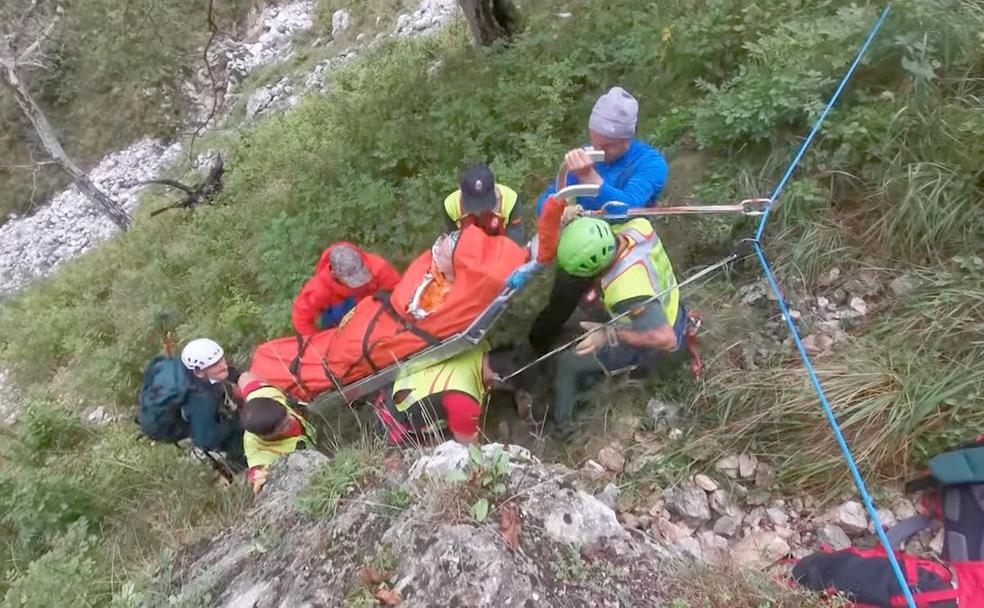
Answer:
[139,178,196,194]
[16,15,58,64]
[188,0,220,158]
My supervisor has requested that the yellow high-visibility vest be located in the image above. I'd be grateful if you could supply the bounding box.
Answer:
[600,218,679,324]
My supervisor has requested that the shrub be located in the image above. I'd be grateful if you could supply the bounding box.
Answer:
[1,520,112,608]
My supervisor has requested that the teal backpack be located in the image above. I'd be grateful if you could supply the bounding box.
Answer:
[138,356,193,442]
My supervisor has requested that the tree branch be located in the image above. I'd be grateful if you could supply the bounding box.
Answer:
[188,0,219,158]
[16,16,58,64]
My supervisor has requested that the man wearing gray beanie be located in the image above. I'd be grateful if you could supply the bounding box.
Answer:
[535,86,668,215]
[529,86,669,355]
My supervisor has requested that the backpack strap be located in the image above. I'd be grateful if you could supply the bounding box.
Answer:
[905,475,938,494]
[884,515,934,549]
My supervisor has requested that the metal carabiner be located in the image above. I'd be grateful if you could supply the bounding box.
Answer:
[740,198,773,216]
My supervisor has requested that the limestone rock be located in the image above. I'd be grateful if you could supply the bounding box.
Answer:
[890,275,916,296]
[597,445,626,473]
[655,518,693,543]
[163,443,678,607]
[331,9,350,36]
[581,459,607,481]
[697,532,728,563]
[709,489,743,519]
[712,515,740,538]
[646,398,680,429]
[664,482,711,523]
[596,483,619,511]
[849,296,868,316]
[765,508,789,528]
[715,455,741,478]
[409,441,530,480]
[824,500,869,535]
[738,453,758,479]
[816,524,851,550]
[693,474,718,492]
[731,531,790,569]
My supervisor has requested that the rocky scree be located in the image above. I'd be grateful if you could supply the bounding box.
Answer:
[164,443,670,607]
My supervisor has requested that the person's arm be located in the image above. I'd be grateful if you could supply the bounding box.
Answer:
[443,392,481,445]
[291,273,339,335]
[184,394,239,451]
[613,298,677,351]
[369,255,402,291]
[596,153,669,208]
[504,197,526,244]
[616,324,677,350]
[319,297,356,329]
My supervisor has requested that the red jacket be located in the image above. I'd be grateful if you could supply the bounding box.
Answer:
[291,243,402,335]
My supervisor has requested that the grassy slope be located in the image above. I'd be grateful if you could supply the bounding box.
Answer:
[0,0,983,603]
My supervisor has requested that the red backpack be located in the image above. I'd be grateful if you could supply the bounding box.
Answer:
[792,544,984,607]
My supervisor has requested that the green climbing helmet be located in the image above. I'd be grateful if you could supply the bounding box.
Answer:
[557,217,617,278]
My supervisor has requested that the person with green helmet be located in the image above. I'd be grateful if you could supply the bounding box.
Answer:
[549,216,687,434]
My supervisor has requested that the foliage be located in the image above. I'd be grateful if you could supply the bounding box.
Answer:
[1,520,112,608]
[447,445,511,522]
[693,262,984,491]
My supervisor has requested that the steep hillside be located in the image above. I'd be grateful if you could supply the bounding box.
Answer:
[0,0,982,605]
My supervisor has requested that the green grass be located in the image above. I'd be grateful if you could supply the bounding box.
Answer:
[661,559,846,608]
[297,447,380,519]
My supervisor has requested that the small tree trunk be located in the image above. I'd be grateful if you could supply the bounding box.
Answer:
[457,0,519,47]
[1,60,131,229]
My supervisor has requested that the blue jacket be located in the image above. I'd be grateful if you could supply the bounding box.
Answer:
[536,140,669,215]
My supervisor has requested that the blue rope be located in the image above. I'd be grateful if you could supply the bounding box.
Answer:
[749,6,917,608]
[754,4,893,242]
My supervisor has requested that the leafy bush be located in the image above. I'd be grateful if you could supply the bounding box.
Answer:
[1,520,112,608]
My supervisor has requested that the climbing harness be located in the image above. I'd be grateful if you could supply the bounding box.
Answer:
[684,311,703,380]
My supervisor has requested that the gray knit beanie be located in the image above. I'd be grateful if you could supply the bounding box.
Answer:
[588,86,638,139]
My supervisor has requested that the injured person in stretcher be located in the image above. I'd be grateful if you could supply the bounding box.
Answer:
[248,224,534,402]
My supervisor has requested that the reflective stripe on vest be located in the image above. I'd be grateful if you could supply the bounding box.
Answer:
[391,344,488,412]
[243,393,316,470]
[443,185,519,225]
[600,218,679,324]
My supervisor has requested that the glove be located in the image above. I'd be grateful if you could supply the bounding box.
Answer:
[561,204,584,226]
[506,261,541,290]
[574,321,619,356]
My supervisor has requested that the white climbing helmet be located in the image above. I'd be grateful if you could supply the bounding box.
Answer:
[181,338,224,372]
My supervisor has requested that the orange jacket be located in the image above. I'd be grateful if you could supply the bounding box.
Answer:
[291,243,402,335]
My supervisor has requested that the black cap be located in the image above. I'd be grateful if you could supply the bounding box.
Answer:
[458,164,497,214]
